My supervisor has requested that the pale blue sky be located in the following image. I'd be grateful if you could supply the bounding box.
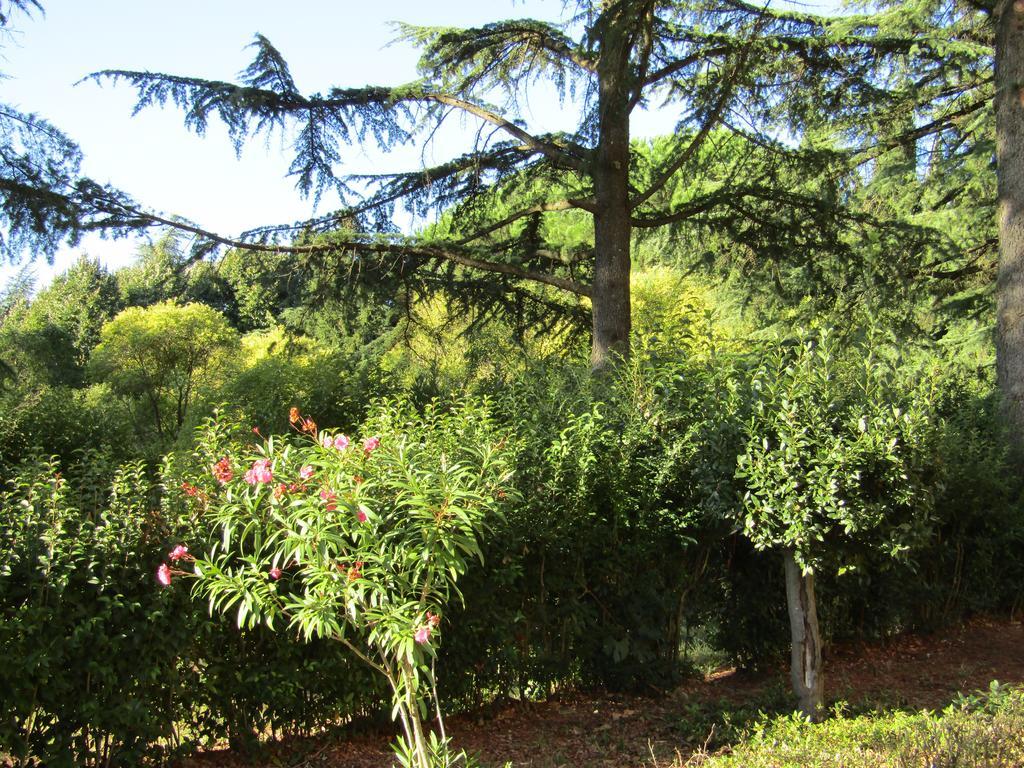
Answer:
[0,1,831,291]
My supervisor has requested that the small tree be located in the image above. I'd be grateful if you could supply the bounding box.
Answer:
[160,401,512,768]
[735,330,938,717]
[89,301,238,442]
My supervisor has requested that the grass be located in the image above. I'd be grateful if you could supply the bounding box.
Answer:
[658,682,1024,768]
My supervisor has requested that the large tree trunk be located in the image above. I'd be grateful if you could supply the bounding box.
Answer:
[996,0,1024,452]
[591,2,633,372]
[783,549,824,720]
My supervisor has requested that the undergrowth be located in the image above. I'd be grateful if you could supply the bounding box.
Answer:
[665,682,1024,768]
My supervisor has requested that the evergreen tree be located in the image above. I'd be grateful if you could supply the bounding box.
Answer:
[993,0,1024,450]
[0,2,149,262]
[92,1,899,370]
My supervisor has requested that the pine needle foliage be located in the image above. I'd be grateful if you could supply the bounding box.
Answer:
[80,2,999,360]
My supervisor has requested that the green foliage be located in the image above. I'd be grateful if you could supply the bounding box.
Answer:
[736,329,940,574]
[440,326,748,695]
[203,326,390,439]
[0,456,194,767]
[0,256,118,388]
[89,301,239,444]
[115,232,235,312]
[169,398,513,766]
[685,684,1024,768]
[0,448,408,766]
[0,383,134,468]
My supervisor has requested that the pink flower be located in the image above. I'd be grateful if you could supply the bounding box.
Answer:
[334,434,350,451]
[244,459,273,485]
[299,465,315,480]
[415,626,432,644]
[363,436,380,454]
[212,457,233,485]
[321,433,333,449]
[356,505,369,523]
[157,563,172,587]
[320,488,338,512]
[168,545,189,562]
[269,567,282,580]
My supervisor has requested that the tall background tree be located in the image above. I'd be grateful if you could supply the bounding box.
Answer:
[92,0,898,370]
[994,0,1024,450]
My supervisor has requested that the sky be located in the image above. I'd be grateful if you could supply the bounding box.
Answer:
[0,0,828,292]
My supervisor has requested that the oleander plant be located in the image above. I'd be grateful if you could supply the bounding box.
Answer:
[158,399,513,768]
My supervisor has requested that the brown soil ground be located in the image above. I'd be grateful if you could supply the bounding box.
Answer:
[184,615,1024,768]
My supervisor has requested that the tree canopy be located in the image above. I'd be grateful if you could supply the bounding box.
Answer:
[89,301,239,441]
[92,0,954,368]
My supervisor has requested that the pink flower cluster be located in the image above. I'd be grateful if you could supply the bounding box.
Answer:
[320,488,338,511]
[212,457,233,484]
[244,459,273,485]
[321,433,350,451]
[157,563,172,586]
[156,544,193,586]
[158,411,388,594]
[415,612,441,644]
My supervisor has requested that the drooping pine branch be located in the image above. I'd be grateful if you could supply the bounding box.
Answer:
[396,19,596,99]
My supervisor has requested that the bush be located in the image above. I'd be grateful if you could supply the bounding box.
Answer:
[165,397,513,768]
[0,457,194,767]
[438,345,746,698]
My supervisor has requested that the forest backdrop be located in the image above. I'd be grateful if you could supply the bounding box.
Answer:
[1,1,1022,767]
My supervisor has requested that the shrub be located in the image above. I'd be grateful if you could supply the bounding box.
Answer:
[163,398,513,768]
[0,457,194,767]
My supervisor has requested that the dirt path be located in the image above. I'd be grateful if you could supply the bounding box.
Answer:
[185,616,1024,768]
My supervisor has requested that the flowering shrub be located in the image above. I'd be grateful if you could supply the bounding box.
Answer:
[164,398,513,768]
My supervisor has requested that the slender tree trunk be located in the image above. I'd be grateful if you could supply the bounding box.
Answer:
[996,0,1024,454]
[783,549,824,720]
[591,3,633,372]
[400,660,431,768]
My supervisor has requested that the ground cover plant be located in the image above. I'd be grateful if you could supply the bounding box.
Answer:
[677,684,1024,768]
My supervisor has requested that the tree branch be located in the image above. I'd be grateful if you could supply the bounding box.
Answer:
[630,45,750,211]
[136,211,592,298]
[455,197,596,245]
[423,93,586,171]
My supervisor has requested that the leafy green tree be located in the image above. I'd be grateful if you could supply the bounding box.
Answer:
[0,258,130,466]
[116,231,236,315]
[89,301,239,442]
[0,256,118,388]
[735,330,939,717]
[93,1,894,370]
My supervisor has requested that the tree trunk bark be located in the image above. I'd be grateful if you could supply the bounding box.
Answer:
[996,0,1024,454]
[783,549,824,720]
[591,2,633,372]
